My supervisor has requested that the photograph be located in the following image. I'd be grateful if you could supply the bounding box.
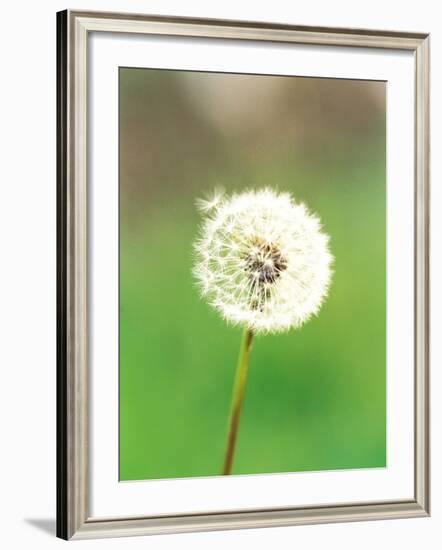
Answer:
[118,68,387,481]
[54,8,430,541]
[0,1,435,546]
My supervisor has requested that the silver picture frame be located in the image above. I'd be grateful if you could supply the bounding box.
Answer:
[56,9,430,540]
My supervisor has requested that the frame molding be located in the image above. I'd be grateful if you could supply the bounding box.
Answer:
[56,9,430,540]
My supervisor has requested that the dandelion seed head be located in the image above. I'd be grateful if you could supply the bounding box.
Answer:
[193,188,334,334]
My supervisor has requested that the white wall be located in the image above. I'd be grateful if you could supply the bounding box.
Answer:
[0,1,440,548]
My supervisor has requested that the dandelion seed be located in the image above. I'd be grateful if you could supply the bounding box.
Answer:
[195,186,225,213]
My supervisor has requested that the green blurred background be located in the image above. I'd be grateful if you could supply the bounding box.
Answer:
[119,68,386,481]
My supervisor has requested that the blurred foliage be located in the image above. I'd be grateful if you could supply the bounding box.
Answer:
[119,68,386,480]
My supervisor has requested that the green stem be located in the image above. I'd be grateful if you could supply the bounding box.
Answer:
[222,327,254,475]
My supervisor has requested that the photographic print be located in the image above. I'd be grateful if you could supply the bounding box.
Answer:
[57,13,430,538]
[119,68,387,481]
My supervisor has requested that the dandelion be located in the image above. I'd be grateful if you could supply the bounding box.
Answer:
[193,188,333,474]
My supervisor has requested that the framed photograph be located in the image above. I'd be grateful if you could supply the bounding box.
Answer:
[57,9,430,540]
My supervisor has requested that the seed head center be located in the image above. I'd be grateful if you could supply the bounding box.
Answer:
[244,241,288,285]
